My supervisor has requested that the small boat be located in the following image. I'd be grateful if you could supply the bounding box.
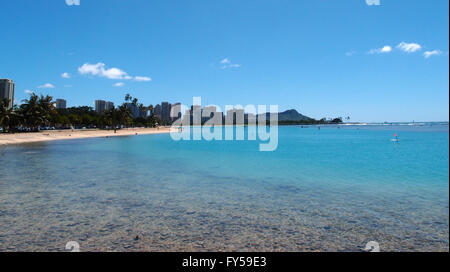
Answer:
[391,133,399,142]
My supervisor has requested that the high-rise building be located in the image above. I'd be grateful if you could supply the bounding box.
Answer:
[95,100,114,114]
[126,103,139,118]
[202,106,222,125]
[154,104,162,120]
[161,102,171,124]
[226,109,245,125]
[95,100,106,114]
[105,101,114,111]
[139,107,148,118]
[245,113,257,125]
[190,105,202,125]
[55,99,67,109]
[0,79,15,109]
[125,103,147,119]
[170,103,182,122]
[181,109,192,125]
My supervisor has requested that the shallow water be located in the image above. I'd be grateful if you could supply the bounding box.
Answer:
[0,124,448,252]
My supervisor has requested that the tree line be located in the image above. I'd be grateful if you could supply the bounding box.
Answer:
[0,93,161,133]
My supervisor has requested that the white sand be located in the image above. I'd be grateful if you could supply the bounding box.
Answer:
[0,127,171,146]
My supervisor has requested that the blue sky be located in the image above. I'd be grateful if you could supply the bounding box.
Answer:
[0,0,448,122]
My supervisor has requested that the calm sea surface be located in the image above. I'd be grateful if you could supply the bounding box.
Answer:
[0,124,448,251]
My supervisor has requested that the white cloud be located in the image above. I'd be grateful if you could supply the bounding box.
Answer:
[424,50,443,58]
[24,90,33,94]
[38,83,55,89]
[368,45,392,54]
[220,58,241,69]
[61,72,70,79]
[113,82,125,87]
[365,0,380,5]
[65,0,80,6]
[345,51,356,57]
[78,62,150,82]
[134,76,152,82]
[397,42,422,53]
[78,63,131,80]
[103,68,132,80]
[78,63,105,76]
[220,58,231,64]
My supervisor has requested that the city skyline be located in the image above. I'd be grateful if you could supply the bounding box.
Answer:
[0,0,448,122]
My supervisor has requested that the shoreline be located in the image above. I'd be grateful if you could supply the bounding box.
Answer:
[0,127,172,146]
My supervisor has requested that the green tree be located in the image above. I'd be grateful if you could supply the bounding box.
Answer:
[125,93,132,103]
[117,104,132,127]
[38,94,56,126]
[20,93,46,131]
[68,114,82,127]
[81,114,94,126]
[103,108,117,129]
[147,104,157,127]
[0,99,14,132]
[330,117,343,124]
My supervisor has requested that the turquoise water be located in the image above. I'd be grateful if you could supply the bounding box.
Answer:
[0,124,448,252]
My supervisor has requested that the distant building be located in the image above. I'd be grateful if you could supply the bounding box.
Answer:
[191,105,202,125]
[140,108,148,118]
[55,99,67,109]
[180,105,223,125]
[202,106,221,124]
[95,100,106,114]
[161,102,171,124]
[105,101,114,111]
[95,100,114,114]
[126,103,139,118]
[181,109,192,125]
[126,103,147,119]
[203,105,217,115]
[245,113,257,125]
[0,79,15,109]
[154,104,162,121]
[170,102,182,122]
[226,109,245,125]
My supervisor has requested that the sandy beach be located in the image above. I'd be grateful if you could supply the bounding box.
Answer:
[0,127,171,146]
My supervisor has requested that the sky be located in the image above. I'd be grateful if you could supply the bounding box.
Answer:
[0,0,448,122]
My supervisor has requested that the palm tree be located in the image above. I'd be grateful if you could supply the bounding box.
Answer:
[19,93,55,131]
[117,104,132,128]
[138,103,146,118]
[125,93,132,103]
[103,108,116,129]
[9,104,23,132]
[0,98,13,132]
[20,93,43,131]
[38,94,56,124]
[147,104,156,127]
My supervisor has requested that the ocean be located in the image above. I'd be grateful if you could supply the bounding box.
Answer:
[0,123,448,251]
